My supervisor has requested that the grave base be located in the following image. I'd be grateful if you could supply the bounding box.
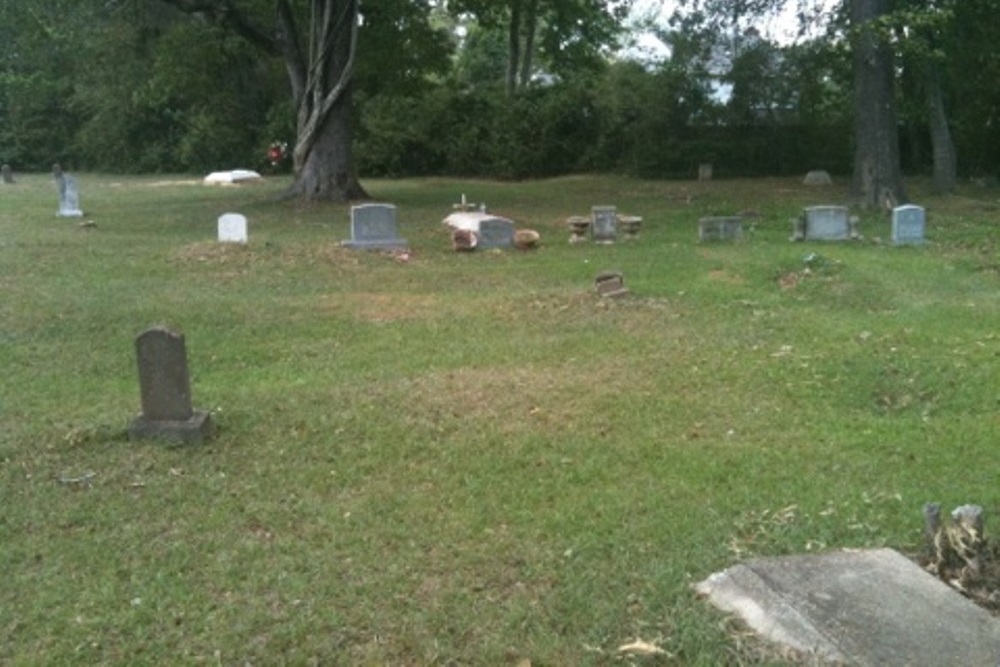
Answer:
[129,410,214,445]
[340,239,409,251]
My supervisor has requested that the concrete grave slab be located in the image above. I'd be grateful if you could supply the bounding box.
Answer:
[696,548,1000,666]
[203,169,262,185]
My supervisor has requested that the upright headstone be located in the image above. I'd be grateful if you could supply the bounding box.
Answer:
[591,206,617,244]
[1,164,13,184]
[698,163,714,181]
[595,270,629,298]
[699,216,744,242]
[217,213,249,243]
[475,217,515,249]
[891,204,926,245]
[56,173,84,217]
[341,203,408,250]
[128,326,213,444]
[791,205,858,241]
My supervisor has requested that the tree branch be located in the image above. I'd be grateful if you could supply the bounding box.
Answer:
[159,0,280,56]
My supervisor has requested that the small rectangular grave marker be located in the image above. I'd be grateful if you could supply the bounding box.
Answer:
[342,203,408,250]
[1,164,13,184]
[792,205,857,241]
[698,163,713,181]
[57,174,83,217]
[699,216,744,242]
[218,213,248,243]
[476,217,515,249]
[128,326,213,445]
[892,204,926,245]
[591,206,617,243]
[595,270,628,297]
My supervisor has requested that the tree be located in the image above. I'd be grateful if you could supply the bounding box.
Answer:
[159,0,367,201]
[850,0,907,208]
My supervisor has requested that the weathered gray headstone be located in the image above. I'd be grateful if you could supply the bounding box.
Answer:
[341,203,408,250]
[699,216,744,242]
[696,548,1000,666]
[443,211,515,249]
[892,204,926,245]
[595,270,628,297]
[698,163,713,181]
[591,206,617,243]
[217,212,248,243]
[792,205,857,241]
[128,326,213,445]
[57,174,84,217]
[1,164,13,184]
[803,170,833,186]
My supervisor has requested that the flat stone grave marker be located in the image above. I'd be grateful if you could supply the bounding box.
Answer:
[592,206,617,243]
[803,170,833,186]
[128,326,213,445]
[696,548,1000,666]
[203,169,262,185]
[217,212,248,243]
[792,205,857,241]
[57,174,83,217]
[342,203,408,250]
[699,216,744,242]
[892,204,926,245]
[1,164,13,184]
[443,211,515,249]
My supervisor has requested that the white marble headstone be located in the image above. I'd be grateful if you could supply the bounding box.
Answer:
[891,204,925,245]
[57,175,84,217]
[218,213,248,243]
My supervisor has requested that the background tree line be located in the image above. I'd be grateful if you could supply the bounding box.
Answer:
[2,0,998,188]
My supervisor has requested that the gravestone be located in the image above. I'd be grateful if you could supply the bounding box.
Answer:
[128,326,213,445]
[803,170,833,186]
[203,169,262,185]
[699,216,744,242]
[443,211,515,249]
[595,270,628,297]
[341,203,408,250]
[892,204,926,245]
[697,548,1000,666]
[217,213,248,243]
[791,205,858,241]
[56,174,84,217]
[1,164,13,184]
[591,206,617,243]
[698,163,713,181]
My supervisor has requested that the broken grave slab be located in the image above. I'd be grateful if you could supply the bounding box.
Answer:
[695,547,1000,666]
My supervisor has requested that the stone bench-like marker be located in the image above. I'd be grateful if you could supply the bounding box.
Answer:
[128,326,213,445]
[696,548,1000,666]
[342,203,408,250]
[892,204,926,245]
[443,211,515,249]
[791,205,859,241]
[218,213,248,243]
[699,216,744,242]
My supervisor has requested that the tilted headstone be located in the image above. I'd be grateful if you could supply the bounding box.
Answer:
[218,213,248,243]
[595,270,628,297]
[128,326,213,444]
[791,205,858,241]
[341,203,408,250]
[57,174,84,217]
[1,164,13,184]
[891,204,926,245]
[591,206,617,243]
[699,216,744,242]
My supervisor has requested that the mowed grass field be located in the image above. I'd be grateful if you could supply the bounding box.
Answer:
[1,172,997,665]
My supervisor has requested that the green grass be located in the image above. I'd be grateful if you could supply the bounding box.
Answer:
[1,172,998,665]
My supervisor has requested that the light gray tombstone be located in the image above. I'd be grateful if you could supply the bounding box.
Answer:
[1,164,13,184]
[803,170,833,186]
[699,216,744,242]
[698,163,713,181]
[792,205,858,241]
[217,212,248,243]
[128,326,213,445]
[57,174,84,217]
[591,206,617,244]
[476,217,515,249]
[341,203,408,250]
[892,204,926,245]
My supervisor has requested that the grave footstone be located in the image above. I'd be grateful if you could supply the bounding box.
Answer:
[591,206,617,244]
[128,326,213,445]
[892,204,926,245]
[1,164,13,184]
[697,548,1000,666]
[56,173,84,217]
[699,216,744,242]
[791,205,858,241]
[342,203,408,250]
[218,213,248,243]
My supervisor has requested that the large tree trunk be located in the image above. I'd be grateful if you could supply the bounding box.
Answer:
[506,0,522,98]
[518,0,538,88]
[924,63,956,193]
[850,0,907,209]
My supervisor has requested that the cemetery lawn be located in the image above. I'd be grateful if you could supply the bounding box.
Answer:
[1,173,997,665]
